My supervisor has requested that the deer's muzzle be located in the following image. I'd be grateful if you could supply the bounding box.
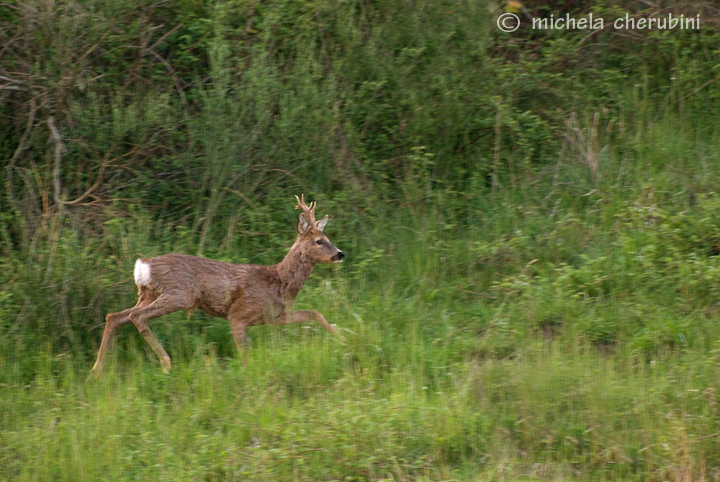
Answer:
[332,251,345,263]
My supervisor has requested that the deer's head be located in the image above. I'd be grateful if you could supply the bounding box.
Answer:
[295,194,345,264]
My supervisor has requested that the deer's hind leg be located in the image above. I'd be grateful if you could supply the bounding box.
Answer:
[128,291,195,373]
[91,296,152,376]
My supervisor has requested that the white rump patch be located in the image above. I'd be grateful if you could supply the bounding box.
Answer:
[134,259,152,286]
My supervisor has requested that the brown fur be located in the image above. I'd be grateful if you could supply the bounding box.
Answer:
[90,195,344,375]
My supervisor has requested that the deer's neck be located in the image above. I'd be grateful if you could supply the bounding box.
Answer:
[275,241,316,300]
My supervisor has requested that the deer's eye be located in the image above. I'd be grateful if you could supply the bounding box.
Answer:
[316,239,324,245]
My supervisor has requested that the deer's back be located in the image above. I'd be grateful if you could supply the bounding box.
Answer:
[136,253,280,319]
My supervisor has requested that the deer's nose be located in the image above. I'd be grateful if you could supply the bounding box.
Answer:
[333,251,345,262]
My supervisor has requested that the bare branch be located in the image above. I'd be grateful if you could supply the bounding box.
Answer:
[5,98,38,213]
[147,23,181,51]
[47,116,67,210]
[246,1,258,33]
[147,48,187,108]
[64,164,105,206]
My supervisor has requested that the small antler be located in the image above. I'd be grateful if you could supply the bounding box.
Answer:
[295,194,317,225]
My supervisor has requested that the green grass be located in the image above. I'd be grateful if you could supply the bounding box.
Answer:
[2,322,719,481]
[3,250,720,481]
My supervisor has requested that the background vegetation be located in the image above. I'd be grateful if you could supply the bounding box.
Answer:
[2,0,720,480]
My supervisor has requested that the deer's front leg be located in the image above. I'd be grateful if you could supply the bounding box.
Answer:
[276,310,343,339]
[230,321,249,351]
[227,304,262,352]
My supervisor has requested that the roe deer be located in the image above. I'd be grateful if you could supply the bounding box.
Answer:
[90,195,344,375]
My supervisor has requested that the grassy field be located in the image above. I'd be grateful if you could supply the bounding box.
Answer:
[4,143,720,480]
[2,290,720,481]
[3,340,719,481]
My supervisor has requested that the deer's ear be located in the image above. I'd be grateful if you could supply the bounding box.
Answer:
[316,215,329,232]
[297,213,311,235]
